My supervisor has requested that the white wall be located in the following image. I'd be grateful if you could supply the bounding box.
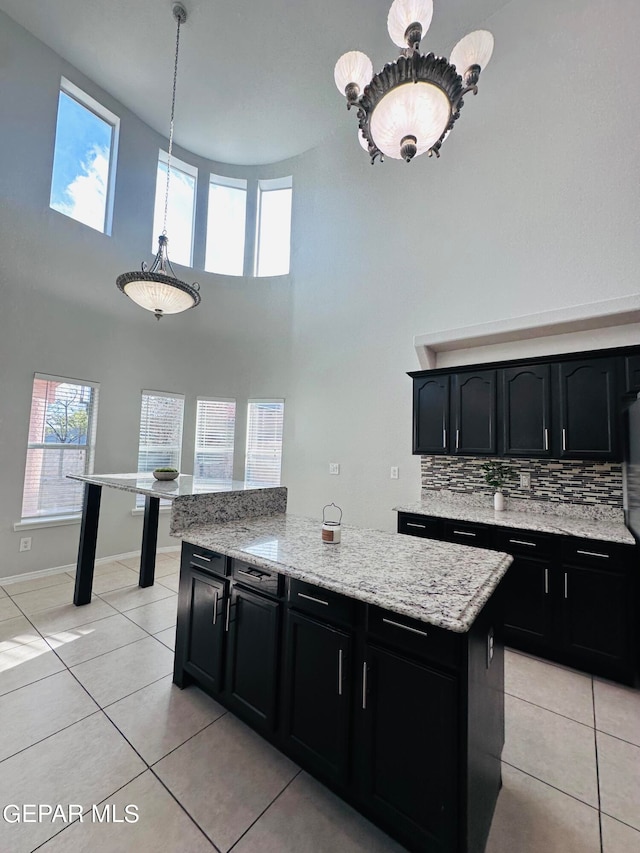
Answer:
[1,0,639,578]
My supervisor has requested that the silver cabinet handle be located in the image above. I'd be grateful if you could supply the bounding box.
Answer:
[338,649,343,696]
[382,617,428,637]
[576,549,609,559]
[443,428,447,448]
[564,572,568,599]
[362,662,368,710]
[456,429,460,450]
[297,592,329,606]
[544,568,549,595]
[194,553,211,562]
[544,428,549,451]
[453,530,476,537]
[212,591,218,625]
[406,522,426,529]
[238,568,267,581]
[509,539,537,547]
[562,428,567,451]
[225,597,231,632]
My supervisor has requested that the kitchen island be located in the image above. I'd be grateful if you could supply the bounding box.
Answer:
[172,514,512,853]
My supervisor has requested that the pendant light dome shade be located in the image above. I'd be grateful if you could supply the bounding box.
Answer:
[387,0,433,47]
[370,81,450,160]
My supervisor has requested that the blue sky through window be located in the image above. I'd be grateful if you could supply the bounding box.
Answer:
[50,91,113,232]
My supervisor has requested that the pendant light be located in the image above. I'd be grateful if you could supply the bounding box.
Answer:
[117,4,200,319]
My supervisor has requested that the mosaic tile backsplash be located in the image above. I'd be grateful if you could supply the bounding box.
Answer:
[421,456,623,507]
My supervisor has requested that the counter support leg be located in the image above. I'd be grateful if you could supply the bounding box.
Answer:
[73,483,102,605]
[140,496,160,587]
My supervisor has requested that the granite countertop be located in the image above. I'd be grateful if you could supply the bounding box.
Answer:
[394,496,635,545]
[175,514,512,634]
[68,473,283,501]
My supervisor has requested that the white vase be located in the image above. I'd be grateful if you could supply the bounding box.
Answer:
[494,491,504,511]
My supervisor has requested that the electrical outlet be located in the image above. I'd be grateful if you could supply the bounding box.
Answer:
[19,537,32,552]
[519,472,531,489]
[390,466,399,479]
[487,627,494,668]
[329,463,340,475]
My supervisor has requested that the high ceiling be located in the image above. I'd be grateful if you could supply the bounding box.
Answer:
[0,0,509,165]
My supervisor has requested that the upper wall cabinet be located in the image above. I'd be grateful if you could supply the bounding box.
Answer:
[452,370,497,455]
[413,375,449,454]
[625,355,640,395]
[502,364,552,457]
[558,358,619,460]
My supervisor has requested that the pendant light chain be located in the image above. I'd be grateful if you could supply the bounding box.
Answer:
[163,9,183,235]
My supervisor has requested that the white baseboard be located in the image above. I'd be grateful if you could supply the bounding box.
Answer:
[1,546,181,587]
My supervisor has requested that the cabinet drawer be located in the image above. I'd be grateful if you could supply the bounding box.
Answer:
[232,559,283,598]
[397,513,443,539]
[443,520,492,549]
[185,544,228,578]
[366,605,461,670]
[494,528,554,559]
[288,579,355,628]
[561,538,635,569]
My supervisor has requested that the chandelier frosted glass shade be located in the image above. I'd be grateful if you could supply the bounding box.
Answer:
[334,1,493,163]
[387,0,433,48]
[370,81,450,160]
[450,30,494,81]
[117,235,200,320]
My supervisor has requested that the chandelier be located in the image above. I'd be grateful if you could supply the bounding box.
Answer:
[117,4,200,320]
[334,0,494,163]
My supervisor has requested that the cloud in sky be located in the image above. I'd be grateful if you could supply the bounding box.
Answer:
[51,144,109,231]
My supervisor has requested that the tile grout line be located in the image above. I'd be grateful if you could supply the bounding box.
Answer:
[592,677,604,853]
[500,759,601,813]
[505,690,596,730]
[226,768,304,852]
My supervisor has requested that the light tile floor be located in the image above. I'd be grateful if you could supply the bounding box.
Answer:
[0,557,639,852]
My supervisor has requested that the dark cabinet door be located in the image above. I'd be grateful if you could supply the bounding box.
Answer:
[625,355,640,394]
[184,570,227,695]
[282,611,351,786]
[502,557,554,652]
[502,364,551,456]
[558,358,619,459]
[413,375,450,454]
[452,370,497,455]
[359,644,458,853]
[225,586,280,733]
[561,563,630,675]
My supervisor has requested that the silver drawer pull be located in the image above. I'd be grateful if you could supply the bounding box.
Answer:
[564,572,568,599]
[238,568,267,581]
[194,553,211,562]
[509,539,537,547]
[453,530,476,537]
[456,429,460,450]
[362,662,368,710]
[544,568,549,595]
[562,428,567,451]
[338,649,343,696]
[212,591,218,625]
[297,592,329,606]
[406,522,426,529]
[576,549,609,559]
[544,428,549,451]
[225,598,231,632]
[382,617,428,637]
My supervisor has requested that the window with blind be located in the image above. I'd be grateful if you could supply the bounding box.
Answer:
[194,398,236,481]
[21,374,99,520]
[136,391,185,507]
[245,399,284,486]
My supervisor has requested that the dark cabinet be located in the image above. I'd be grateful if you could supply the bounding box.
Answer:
[183,569,227,695]
[452,370,497,455]
[502,364,551,456]
[282,610,352,785]
[502,556,554,651]
[359,644,458,852]
[558,358,619,460]
[225,585,281,733]
[413,375,449,454]
[625,355,640,394]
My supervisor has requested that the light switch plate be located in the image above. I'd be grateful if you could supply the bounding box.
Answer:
[390,466,399,479]
[520,472,531,489]
[329,463,340,475]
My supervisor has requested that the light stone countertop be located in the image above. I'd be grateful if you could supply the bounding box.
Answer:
[175,514,512,634]
[394,496,635,545]
[68,473,280,501]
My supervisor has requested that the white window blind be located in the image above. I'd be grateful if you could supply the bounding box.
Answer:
[21,374,99,520]
[136,391,184,507]
[194,398,236,481]
[245,399,284,486]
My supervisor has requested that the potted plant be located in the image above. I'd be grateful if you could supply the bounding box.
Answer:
[481,461,515,511]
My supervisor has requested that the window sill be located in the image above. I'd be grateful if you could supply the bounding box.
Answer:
[14,515,82,532]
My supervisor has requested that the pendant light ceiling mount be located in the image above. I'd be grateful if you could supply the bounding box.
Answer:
[116,3,200,320]
[334,0,494,164]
